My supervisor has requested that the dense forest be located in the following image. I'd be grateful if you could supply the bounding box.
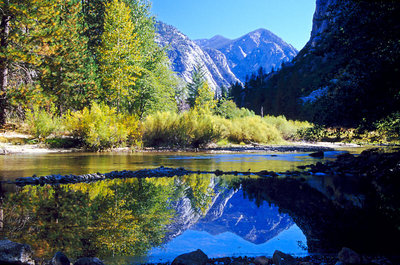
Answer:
[0,0,178,123]
[1,0,399,150]
[230,1,400,129]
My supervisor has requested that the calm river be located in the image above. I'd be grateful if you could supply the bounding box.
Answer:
[1,148,391,264]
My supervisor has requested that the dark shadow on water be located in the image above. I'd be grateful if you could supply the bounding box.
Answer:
[233,174,400,255]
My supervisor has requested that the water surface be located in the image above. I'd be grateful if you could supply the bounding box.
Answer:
[2,148,395,264]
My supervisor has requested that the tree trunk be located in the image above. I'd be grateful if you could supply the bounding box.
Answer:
[0,1,11,126]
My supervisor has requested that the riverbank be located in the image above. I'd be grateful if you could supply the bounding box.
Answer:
[1,131,364,155]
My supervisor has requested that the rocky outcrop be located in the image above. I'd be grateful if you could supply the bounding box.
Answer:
[337,247,361,264]
[309,0,339,44]
[0,240,35,265]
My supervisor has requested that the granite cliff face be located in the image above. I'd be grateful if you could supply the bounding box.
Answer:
[310,0,339,41]
[155,22,240,92]
[198,29,297,81]
[156,22,297,92]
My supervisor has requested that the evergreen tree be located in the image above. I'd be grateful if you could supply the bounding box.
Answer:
[98,0,142,112]
[187,64,207,108]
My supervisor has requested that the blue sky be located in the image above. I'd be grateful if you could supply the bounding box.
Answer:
[151,0,316,50]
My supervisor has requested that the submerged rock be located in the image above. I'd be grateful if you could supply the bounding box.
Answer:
[0,239,35,265]
[171,249,208,265]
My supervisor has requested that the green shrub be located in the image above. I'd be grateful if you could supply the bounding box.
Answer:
[25,105,62,141]
[214,99,254,119]
[144,111,316,147]
[263,115,312,139]
[189,111,220,147]
[142,110,220,148]
[64,103,140,150]
[374,112,400,142]
[142,111,183,147]
[226,116,283,144]
[295,124,326,142]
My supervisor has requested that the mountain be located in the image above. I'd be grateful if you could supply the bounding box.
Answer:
[241,0,400,127]
[197,29,298,81]
[155,22,240,92]
[195,35,231,50]
[155,21,297,92]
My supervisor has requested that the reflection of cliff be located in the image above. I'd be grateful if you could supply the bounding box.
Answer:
[193,190,293,244]
[166,177,294,245]
[165,175,221,240]
[236,172,400,254]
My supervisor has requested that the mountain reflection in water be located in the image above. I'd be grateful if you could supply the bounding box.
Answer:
[0,174,306,263]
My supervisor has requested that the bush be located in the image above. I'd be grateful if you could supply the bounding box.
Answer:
[214,99,254,119]
[226,116,283,144]
[25,105,62,140]
[295,124,326,142]
[142,110,220,148]
[374,112,400,142]
[64,103,140,150]
[263,115,312,139]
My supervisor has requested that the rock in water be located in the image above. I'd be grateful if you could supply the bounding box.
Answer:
[74,257,104,265]
[254,256,271,265]
[52,251,70,265]
[338,247,361,264]
[272,250,297,265]
[172,249,208,265]
[0,239,35,265]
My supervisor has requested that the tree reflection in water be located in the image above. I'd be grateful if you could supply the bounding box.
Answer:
[0,174,221,260]
[2,178,174,259]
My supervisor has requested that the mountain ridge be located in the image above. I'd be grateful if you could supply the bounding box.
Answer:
[156,21,297,91]
[197,28,298,81]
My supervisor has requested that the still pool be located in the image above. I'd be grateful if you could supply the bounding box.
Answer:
[2,148,392,264]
